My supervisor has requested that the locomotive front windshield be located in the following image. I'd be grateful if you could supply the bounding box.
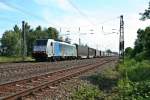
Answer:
[35,40,48,46]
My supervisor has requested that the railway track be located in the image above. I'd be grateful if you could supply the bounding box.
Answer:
[0,58,101,84]
[0,57,117,100]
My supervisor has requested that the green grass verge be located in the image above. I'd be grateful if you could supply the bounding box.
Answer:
[0,56,34,63]
[117,59,150,100]
[71,59,150,100]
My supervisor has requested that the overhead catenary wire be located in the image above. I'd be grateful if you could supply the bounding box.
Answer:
[0,1,57,27]
[100,16,120,25]
[58,16,119,30]
[67,0,96,26]
[0,0,120,36]
[101,16,120,35]
[1,1,118,30]
[0,17,18,23]
[0,1,40,19]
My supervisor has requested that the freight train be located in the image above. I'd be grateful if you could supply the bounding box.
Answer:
[32,39,116,61]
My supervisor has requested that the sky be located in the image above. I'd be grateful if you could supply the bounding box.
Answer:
[0,0,150,52]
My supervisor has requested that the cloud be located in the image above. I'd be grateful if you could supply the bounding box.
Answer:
[56,0,73,11]
[33,0,51,6]
[0,2,14,11]
[124,14,150,48]
[33,0,75,26]
[34,0,73,12]
[1,0,148,52]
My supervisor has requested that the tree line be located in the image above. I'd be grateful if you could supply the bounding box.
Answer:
[0,22,59,56]
[125,2,150,61]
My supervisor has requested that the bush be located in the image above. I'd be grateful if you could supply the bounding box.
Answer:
[71,84,101,100]
[135,51,147,61]
[118,59,150,82]
[118,79,150,100]
[87,68,119,91]
[117,59,150,100]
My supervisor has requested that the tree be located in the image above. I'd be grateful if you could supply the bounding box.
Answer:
[106,49,112,56]
[1,29,21,56]
[131,27,150,59]
[36,25,42,31]
[106,49,112,53]
[132,29,145,57]
[140,2,150,20]
[46,27,59,40]
[129,2,150,60]
[144,27,150,53]
[1,23,59,56]
[14,25,21,33]
[125,47,133,57]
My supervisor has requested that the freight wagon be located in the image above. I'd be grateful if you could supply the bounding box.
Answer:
[76,44,89,59]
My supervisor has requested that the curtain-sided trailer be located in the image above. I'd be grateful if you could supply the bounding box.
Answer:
[95,50,101,57]
[76,45,89,59]
[75,45,99,59]
[88,48,96,58]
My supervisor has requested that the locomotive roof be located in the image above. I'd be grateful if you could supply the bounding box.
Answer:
[48,39,76,47]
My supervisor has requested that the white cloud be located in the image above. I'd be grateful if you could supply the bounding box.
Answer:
[49,14,119,51]
[0,2,14,11]
[124,14,150,48]
[56,0,73,11]
[33,0,75,27]
[34,0,73,12]
[33,0,52,6]
[51,11,150,52]
[41,9,54,24]
[1,0,149,52]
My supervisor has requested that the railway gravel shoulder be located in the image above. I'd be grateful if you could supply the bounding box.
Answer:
[24,59,118,100]
[0,57,117,99]
[0,58,102,84]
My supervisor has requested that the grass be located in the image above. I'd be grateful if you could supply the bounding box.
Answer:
[72,58,150,100]
[71,83,102,100]
[72,67,120,100]
[118,59,150,82]
[87,68,119,91]
[0,56,34,63]
[117,59,150,100]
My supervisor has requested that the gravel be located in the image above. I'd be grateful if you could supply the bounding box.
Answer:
[0,58,104,84]
[23,60,118,100]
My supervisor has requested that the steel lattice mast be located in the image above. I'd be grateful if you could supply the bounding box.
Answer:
[119,15,124,61]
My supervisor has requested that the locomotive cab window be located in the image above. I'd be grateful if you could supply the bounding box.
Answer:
[51,42,53,46]
[35,39,48,46]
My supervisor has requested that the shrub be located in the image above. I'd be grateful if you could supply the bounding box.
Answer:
[117,59,150,100]
[71,84,102,100]
[118,79,150,100]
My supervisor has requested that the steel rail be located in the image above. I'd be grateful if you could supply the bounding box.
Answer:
[0,58,116,100]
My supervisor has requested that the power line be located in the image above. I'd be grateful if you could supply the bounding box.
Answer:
[0,17,18,23]
[67,0,96,26]
[99,16,119,25]
[0,1,56,26]
[101,16,120,35]
[0,0,121,36]
[0,1,44,20]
